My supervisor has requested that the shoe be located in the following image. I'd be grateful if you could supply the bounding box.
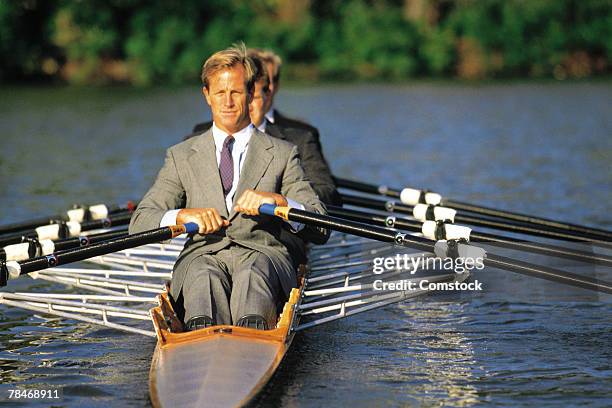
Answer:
[236,314,269,330]
[185,315,215,331]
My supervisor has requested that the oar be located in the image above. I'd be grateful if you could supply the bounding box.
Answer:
[335,177,612,240]
[0,201,136,236]
[0,212,132,248]
[327,206,612,267]
[260,204,612,294]
[341,193,612,246]
[0,223,197,286]
[1,228,128,262]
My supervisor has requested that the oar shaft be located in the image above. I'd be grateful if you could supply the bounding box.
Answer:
[470,230,612,267]
[341,193,610,244]
[0,223,196,285]
[334,177,612,239]
[262,205,432,251]
[334,177,401,198]
[0,228,129,263]
[0,202,135,236]
[0,212,132,247]
[443,198,612,240]
[261,205,612,294]
[327,206,612,267]
[53,229,128,252]
[486,253,612,294]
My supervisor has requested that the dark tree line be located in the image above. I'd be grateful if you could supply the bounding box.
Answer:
[0,0,609,85]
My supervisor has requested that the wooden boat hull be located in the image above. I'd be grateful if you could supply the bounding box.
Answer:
[149,286,301,408]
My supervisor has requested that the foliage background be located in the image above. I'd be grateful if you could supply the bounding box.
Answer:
[0,0,610,85]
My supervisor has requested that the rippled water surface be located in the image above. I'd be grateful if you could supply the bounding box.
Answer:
[0,83,611,407]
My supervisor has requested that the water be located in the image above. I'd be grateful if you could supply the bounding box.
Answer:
[0,83,611,407]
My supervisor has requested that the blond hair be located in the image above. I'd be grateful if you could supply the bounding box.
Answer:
[201,42,256,93]
[250,48,282,86]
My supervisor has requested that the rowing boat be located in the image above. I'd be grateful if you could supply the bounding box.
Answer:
[1,179,609,407]
[144,235,467,407]
[0,227,466,407]
[149,276,304,407]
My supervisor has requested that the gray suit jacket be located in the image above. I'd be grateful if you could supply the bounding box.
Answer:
[191,119,341,206]
[129,128,329,300]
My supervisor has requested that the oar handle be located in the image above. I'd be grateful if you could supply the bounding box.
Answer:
[0,222,198,286]
[259,204,287,219]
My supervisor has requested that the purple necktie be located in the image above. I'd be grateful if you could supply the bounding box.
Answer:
[219,135,234,197]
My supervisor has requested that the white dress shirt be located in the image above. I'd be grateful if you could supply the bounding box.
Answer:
[160,122,304,230]
[257,120,267,133]
[265,107,275,124]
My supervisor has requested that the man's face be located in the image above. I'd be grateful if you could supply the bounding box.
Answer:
[265,62,278,100]
[249,80,268,127]
[203,65,252,134]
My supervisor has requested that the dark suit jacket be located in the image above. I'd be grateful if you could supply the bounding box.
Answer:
[273,110,319,138]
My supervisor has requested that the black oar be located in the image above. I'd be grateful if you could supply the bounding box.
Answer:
[0,228,128,262]
[260,204,612,294]
[0,223,196,286]
[0,201,136,236]
[335,177,612,241]
[0,212,132,248]
[341,193,612,246]
[327,206,612,267]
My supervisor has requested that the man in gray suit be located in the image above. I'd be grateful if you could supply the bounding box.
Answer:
[130,44,329,331]
[191,49,341,207]
[187,53,336,267]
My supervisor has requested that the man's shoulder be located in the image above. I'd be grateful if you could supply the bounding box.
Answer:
[255,128,296,153]
[169,130,210,154]
[274,110,319,134]
[193,120,212,133]
[272,123,317,146]
[184,120,212,141]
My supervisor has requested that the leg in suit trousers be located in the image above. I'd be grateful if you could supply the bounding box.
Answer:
[181,245,284,327]
[227,245,283,327]
[181,253,232,325]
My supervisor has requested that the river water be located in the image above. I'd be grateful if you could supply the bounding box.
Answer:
[0,83,610,407]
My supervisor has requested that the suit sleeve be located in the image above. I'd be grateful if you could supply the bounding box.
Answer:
[129,148,186,234]
[280,145,330,245]
[296,130,342,206]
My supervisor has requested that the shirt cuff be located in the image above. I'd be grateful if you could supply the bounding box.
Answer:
[160,209,181,227]
[285,199,305,232]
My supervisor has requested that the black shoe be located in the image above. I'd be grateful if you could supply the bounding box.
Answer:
[185,315,215,331]
[236,314,269,330]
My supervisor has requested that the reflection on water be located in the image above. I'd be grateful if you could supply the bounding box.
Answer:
[394,303,480,407]
[1,83,611,407]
